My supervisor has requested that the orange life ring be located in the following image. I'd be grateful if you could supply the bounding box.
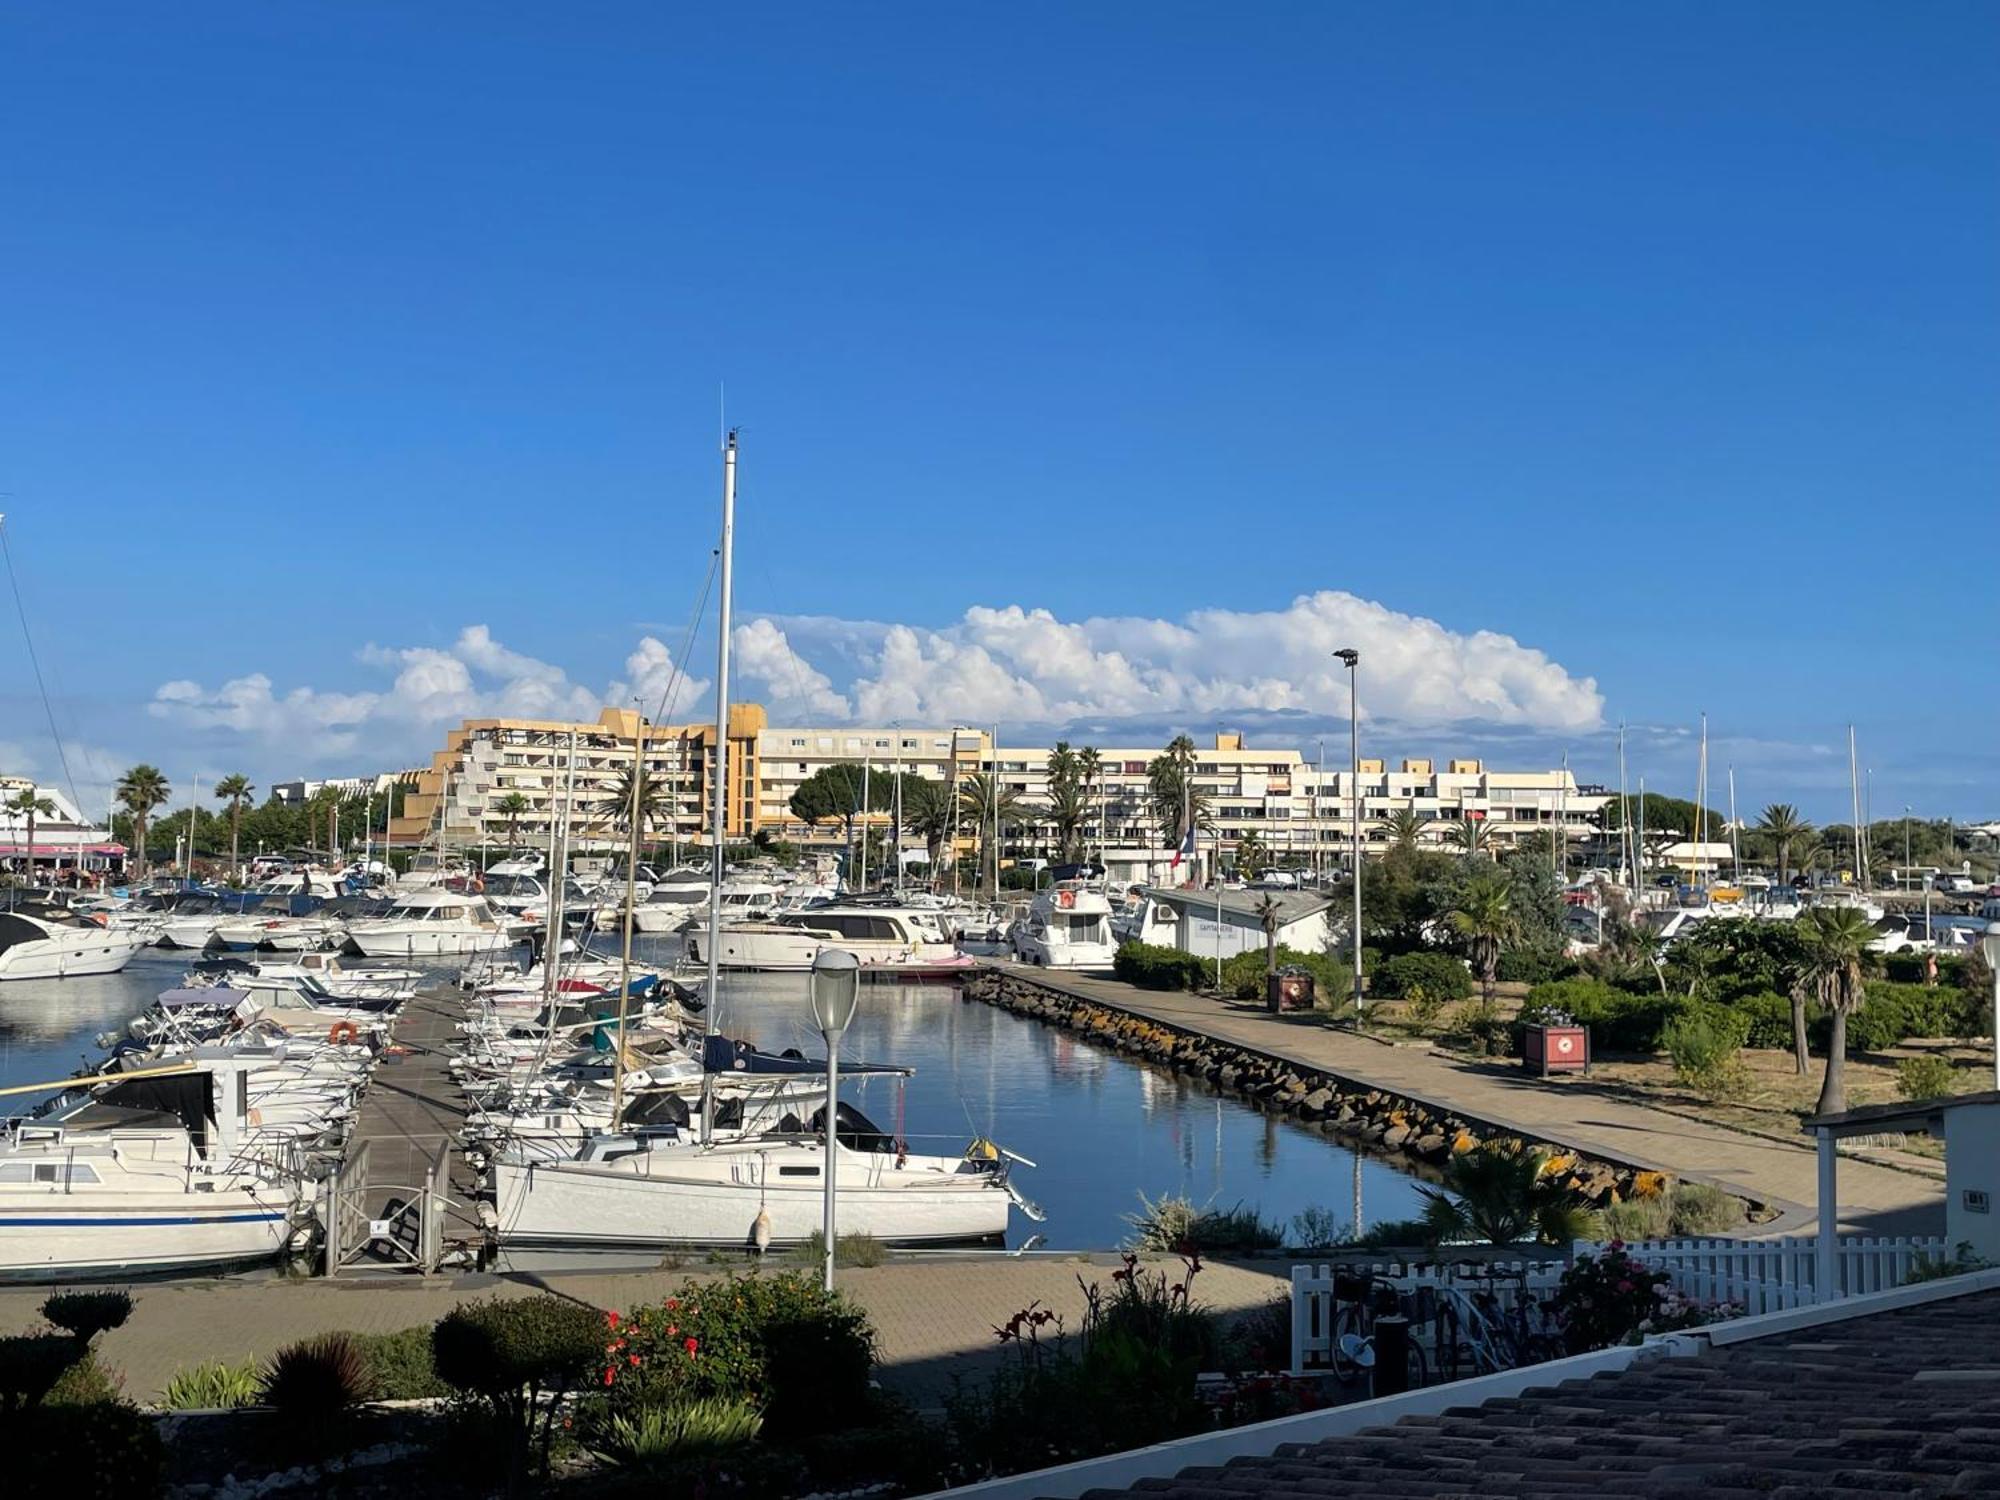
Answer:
[1056,889,1075,909]
[328,1021,360,1045]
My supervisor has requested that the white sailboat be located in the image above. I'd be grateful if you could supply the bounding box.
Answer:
[0,904,152,981]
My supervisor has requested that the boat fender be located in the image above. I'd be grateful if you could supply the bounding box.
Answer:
[1056,889,1075,909]
[328,1020,361,1045]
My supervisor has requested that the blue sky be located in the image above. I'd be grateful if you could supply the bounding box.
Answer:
[1,3,1994,825]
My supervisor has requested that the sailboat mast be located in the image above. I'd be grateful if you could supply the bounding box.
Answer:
[1617,723,1631,892]
[701,430,737,1138]
[1728,765,1740,884]
[610,708,647,1128]
[1848,725,1863,887]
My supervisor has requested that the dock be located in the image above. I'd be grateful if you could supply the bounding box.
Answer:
[324,982,484,1271]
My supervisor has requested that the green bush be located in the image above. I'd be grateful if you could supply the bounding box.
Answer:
[592,1397,764,1471]
[609,1272,877,1441]
[1371,951,1473,1004]
[1666,1181,1746,1235]
[1450,996,1510,1056]
[1896,1054,1960,1102]
[1661,1005,1751,1098]
[1733,989,1798,1050]
[1496,947,1574,985]
[39,1291,132,1342]
[1123,1192,1282,1254]
[787,1230,889,1270]
[44,1346,122,1407]
[160,1359,260,1410]
[1847,981,1984,1052]
[349,1325,450,1400]
[434,1295,607,1488]
[1218,945,1352,1002]
[1520,978,1676,1052]
[0,1334,86,1412]
[260,1333,373,1415]
[1599,1196,1671,1242]
[5,1400,163,1499]
[1112,941,1211,991]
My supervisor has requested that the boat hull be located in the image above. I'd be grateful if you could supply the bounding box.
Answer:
[347,927,519,958]
[0,1191,298,1278]
[0,933,149,981]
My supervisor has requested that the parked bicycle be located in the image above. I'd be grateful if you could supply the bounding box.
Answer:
[1327,1271,1431,1390]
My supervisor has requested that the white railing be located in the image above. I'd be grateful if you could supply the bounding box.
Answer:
[1290,1235,1951,1371]
[1289,1253,1569,1374]
[1605,1234,1948,1313]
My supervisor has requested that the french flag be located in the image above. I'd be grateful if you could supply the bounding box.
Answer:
[1169,823,1196,871]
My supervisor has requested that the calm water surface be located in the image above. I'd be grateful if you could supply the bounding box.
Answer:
[0,942,1431,1251]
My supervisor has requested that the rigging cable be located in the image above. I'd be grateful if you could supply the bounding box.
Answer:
[0,514,88,826]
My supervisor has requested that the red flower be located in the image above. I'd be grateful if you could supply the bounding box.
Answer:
[666,1325,678,1337]
[605,1310,621,1329]
[683,1336,700,1355]
[602,1368,616,1386]
[666,1297,680,1310]
[1616,1279,1635,1294]
[628,1353,641,1367]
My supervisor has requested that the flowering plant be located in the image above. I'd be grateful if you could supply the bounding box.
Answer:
[1549,1241,1672,1353]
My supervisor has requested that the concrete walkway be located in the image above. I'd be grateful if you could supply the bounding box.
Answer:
[0,1255,1287,1406]
[977,963,1944,1237]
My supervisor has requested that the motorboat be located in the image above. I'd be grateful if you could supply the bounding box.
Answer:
[343,889,526,958]
[685,902,966,973]
[1008,880,1119,970]
[0,905,153,981]
[0,1059,309,1278]
[214,893,387,952]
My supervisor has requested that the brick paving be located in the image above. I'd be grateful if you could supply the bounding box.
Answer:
[978,963,1944,1236]
[0,1255,1287,1405]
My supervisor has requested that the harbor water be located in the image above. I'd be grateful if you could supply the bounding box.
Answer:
[0,942,1433,1255]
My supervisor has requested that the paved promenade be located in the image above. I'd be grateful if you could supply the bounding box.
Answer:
[975,962,1944,1236]
[0,1255,1287,1406]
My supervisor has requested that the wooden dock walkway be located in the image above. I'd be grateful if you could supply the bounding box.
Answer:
[334,983,483,1262]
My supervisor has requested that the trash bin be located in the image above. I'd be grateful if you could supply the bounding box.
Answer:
[1266,969,1316,1013]
[1523,1022,1589,1076]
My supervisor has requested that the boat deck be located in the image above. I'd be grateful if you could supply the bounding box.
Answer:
[340,982,483,1253]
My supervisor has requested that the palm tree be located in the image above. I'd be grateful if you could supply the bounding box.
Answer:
[1255,893,1282,981]
[1383,807,1423,853]
[1147,750,1211,851]
[1075,746,1104,855]
[493,791,531,853]
[1757,803,1812,887]
[115,764,170,877]
[592,767,669,842]
[1447,817,1492,858]
[1045,740,1080,794]
[957,773,1026,887]
[1042,780,1090,862]
[901,777,956,873]
[1797,904,1872,1115]
[1447,871,1516,1003]
[1234,827,1268,879]
[1416,1145,1597,1246]
[3,786,56,883]
[212,774,254,881]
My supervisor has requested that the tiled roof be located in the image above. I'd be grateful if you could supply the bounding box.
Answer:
[1089,1290,2000,1499]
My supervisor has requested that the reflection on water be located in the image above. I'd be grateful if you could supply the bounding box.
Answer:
[1,940,1433,1250]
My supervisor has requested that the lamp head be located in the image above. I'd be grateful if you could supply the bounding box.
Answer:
[809,947,862,1035]
[1983,922,2000,972]
[1334,648,1359,668]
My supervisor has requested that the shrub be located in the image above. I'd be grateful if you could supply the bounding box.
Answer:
[40,1291,132,1342]
[1552,1244,1672,1353]
[6,1400,163,1499]
[1905,1241,1996,1284]
[259,1332,373,1415]
[1288,1206,1351,1252]
[1661,1006,1751,1099]
[1666,1182,1745,1236]
[1896,1054,1960,1102]
[1521,978,1675,1052]
[609,1272,877,1441]
[593,1397,764,1471]
[1732,989,1797,1050]
[788,1230,888,1270]
[1347,1215,1435,1249]
[1112,941,1210,991]
[44,1345,122,1407]
[0,1333,85,1412]
[1451,996,1510,1056]
[161,1359,260,1410]
[1599,1196,1672,1242]
[1371,951,1473,1004]
[1496,948,1573,985]
[433,1295,606,1485]
[349,1325,449,1400]
[1124,1193,1281,1254]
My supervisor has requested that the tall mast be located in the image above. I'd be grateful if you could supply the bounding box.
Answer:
[701,430,737,1138]
[1617,722,1630,892]
[1727,765,1740,884]
[1848,726,1863,887]
[610,706,647,1128]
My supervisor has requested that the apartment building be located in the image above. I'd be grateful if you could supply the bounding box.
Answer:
[392,708,1607,879]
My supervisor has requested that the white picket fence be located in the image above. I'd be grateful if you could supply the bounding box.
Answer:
[1609,1234,1948,1313]
[1289,1235,1949,1372]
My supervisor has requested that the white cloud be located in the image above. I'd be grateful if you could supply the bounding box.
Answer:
[733,619,850,719]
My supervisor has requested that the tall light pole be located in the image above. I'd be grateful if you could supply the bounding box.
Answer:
[1983,924,2000,1093]
[1335,649,1362,1021]
[809,947,861,1293]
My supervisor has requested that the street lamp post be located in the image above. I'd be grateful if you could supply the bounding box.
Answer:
[1983,924,2000,1094]
[1334,649,1362,1022]
[808,948,862,1293]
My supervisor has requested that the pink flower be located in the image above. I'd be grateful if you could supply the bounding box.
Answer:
[1616,1279,1635,1294]
[628,1354,640,1367]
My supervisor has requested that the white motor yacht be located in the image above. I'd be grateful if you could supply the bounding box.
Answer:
[1008,880,1119,971]
[344,889,526,958]
[686,902,967,973]
[0,905,153,981]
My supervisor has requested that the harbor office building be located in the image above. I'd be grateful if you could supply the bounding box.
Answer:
[391,707,1608,880]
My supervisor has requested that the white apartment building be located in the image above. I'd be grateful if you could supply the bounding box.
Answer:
[0,775,123,873]
[395,710,1608,876]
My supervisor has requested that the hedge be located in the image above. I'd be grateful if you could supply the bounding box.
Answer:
[1495,948,1575,986]
[1844,980,1984,1052]
[1218,946,1354,1002]
[1113,941,1213,991]
[1518,978,1676,1052]
[1370,951,1472,1003]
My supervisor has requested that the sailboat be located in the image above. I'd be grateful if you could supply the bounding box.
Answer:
[485,431,1022,1250]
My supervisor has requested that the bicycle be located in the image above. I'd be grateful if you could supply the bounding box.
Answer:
[1328,1272,1431,1390]
[1427,1278,1563,1380]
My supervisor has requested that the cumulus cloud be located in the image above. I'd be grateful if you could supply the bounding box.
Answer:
[830,592,1603,733]
[733,619,850,719]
